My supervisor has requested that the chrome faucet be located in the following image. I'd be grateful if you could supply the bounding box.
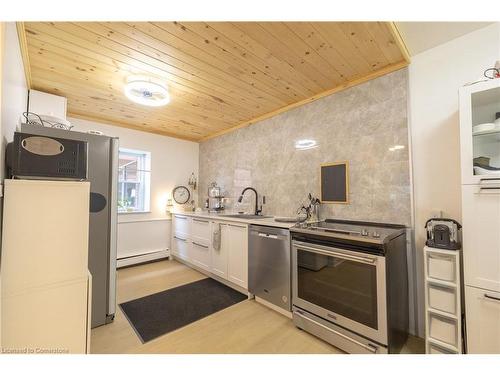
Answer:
[238,187,262,216]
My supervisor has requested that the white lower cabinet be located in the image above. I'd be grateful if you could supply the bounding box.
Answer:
[465,286,500,354]
[171,215,249,292]
[172,234,191,261]
[172,214,191,237]
[208,222,248,288]
[191,218,211,271]
[227,224,248,289]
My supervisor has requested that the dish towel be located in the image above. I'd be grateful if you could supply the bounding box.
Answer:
[212,223,221,251]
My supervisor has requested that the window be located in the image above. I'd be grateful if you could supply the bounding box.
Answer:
[118,148,151,213]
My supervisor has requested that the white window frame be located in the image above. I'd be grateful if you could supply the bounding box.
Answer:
[118,147,151,214]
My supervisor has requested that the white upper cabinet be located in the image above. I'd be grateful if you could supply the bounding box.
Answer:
[28,89,67,120]
[462,184,500,292]
[459,79,500,185]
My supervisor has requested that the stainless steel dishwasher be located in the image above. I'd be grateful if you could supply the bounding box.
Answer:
[249,225,291,311]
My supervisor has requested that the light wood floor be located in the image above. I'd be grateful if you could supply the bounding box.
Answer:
[90,259,423,354]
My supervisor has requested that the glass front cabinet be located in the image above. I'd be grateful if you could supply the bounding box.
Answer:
[460,79,500,185]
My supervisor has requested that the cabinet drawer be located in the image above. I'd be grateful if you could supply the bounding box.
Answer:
[462,184,500,292]
[428,342,457,354]
[173,215,191,237]
[192,218,210,243]
[172,235,191,261]
[428,284,457,315]
[428,313,459,348]
[427,252,456,282]
[465,286,500,353]
[191,240,210,271]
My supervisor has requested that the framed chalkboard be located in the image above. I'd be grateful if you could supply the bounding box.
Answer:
[320,162,349,204]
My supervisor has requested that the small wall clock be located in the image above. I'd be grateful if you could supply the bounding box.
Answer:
[172,185,190,205]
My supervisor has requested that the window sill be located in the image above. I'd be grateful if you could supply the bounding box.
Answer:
[118,211,152,215]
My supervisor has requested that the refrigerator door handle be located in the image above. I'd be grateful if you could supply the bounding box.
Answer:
[108,137,119,318]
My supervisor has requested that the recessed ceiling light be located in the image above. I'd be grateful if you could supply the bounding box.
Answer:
[389,145,405,151]
[124,75,170,107]
[295,139,318,150]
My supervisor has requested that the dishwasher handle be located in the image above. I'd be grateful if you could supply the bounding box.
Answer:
[250,230,287,241]
[258,232,278,239]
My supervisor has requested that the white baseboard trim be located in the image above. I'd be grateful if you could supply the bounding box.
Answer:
[117,249,170,268]
[255,296,293,319]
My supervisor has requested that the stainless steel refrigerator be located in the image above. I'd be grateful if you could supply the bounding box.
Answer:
[21,124,119,328]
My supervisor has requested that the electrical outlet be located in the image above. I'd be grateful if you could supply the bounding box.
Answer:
[430,210,443,219]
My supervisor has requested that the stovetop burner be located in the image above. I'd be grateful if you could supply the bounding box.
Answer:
[292,219,406,244]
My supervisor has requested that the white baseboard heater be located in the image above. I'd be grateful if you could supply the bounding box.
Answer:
[116,218,171,268]
[117,249,170,268]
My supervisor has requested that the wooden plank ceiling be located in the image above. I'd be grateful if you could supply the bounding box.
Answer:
[21,22,409,142]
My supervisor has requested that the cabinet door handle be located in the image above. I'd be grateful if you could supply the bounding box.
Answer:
[174,235,187,242]
[479,186,500,191]
[428,253,453,260]
[193,241,209,249]
[484,294,500,303]
[175,215,187,220]
[193,219,208,223]
[480,178,500,183]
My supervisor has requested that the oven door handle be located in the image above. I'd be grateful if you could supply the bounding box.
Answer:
[295,310,378,353]
[295,244,377,264]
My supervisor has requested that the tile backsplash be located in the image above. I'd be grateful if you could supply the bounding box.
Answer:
[199,68,411,226]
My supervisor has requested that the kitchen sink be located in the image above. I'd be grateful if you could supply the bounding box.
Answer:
[220,214,273,219]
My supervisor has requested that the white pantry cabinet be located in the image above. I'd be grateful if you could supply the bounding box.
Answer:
[465,286,500,354]
[461,184,500,292]
[1,180,91,353]
[459,79,500,354]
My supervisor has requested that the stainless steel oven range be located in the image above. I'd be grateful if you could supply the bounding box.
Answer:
[291,219,408,354]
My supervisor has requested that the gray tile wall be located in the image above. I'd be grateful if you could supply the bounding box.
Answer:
[199,68,411,226]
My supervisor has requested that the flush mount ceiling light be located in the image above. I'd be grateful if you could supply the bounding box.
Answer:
[295,139,318,150]
[124,75,170,107]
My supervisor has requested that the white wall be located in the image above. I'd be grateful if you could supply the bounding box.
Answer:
[1,22,27,181]
[1,21,28,347]
[68,117,199,260]
[409,22,500,336]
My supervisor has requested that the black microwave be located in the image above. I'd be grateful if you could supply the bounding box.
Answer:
[6,132,88,180]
